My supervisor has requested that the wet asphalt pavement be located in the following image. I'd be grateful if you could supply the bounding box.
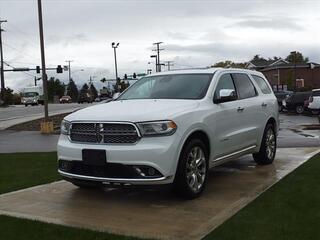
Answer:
[0,113,319,153]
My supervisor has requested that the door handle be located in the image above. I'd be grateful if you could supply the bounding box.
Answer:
[237,107,244,112]
[261,103,267,107]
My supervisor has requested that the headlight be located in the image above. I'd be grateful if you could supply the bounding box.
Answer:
[137,120,177,137]
[60,120,71,135]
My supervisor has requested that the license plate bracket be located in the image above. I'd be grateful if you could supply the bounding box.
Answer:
[82,149,107,166]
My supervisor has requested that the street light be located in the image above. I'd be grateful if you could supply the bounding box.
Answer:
[111,42,120,80]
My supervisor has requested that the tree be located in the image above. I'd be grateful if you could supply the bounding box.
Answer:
[251,54,267,62]
[212,60,246,68]
[47,77,65,101]
[285,51,309,63]
[67,79,78,102]
[80,83,89,95]
[89,83,98,99]
[2,87,14,105]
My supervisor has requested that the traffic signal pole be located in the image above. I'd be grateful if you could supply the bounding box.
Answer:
[37,0,49,122]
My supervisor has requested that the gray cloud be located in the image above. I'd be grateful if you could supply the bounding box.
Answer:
[231,16,303,30]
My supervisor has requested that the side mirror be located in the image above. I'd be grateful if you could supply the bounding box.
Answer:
[214,89,237,104]
[112,92,120,100]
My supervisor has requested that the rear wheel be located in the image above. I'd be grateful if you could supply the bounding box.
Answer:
[295,105,304,114]
[253,123,276,165]
[174,138,209,199]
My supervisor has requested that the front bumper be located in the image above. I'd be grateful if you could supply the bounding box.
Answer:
[57,134,181,185]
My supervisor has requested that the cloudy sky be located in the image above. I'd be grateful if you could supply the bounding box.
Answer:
[0,0,319,92]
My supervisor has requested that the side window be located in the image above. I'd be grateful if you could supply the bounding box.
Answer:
[232,73,257,99]
[312,91,320,97]
[214,74,237,99]
[252,75,272,94]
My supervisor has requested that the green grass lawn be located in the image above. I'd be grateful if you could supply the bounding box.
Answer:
[0,215,140,240]
[0,152,61,194]
[205,153,320,240]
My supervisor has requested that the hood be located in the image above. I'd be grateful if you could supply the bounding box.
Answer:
[65,99,199,122]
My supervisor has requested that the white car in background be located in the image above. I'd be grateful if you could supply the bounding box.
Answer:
[58,68,279,199]
[308,89,320,114]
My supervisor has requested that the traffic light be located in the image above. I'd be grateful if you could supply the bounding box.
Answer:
[133,73,136,79]
[124,74,127,79]
[57,65,63,73]
[36,66,40,74]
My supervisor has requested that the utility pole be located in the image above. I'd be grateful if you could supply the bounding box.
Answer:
[37,0,49,122]
[153,42,164,72]
[150,55,158,72]
[0,19,7,101]
[65,60,73,83]
[165,61,174,71]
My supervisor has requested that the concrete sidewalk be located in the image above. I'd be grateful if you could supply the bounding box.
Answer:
[0,147,319,240]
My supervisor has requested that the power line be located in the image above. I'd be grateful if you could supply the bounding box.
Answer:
[3,42,41,62]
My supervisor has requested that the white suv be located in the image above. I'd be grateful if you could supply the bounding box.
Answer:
[58,68,278,198]
[308,89,320,115]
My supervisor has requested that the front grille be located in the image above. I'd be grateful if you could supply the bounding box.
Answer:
[70,122,139,144]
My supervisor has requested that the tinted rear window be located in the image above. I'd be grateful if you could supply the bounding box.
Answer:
[232,73,257,99]
[252,75,272,94]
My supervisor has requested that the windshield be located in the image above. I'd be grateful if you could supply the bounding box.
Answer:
[23,92,38,97]
[118,74,213,100]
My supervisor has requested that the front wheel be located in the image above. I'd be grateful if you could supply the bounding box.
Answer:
[295,105,304,114]
[253,124,276,165]
[311,109,320,115]
[174,138,209,199]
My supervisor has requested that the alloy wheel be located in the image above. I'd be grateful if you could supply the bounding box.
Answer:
[186,146,206,193]
[265,128,276,160]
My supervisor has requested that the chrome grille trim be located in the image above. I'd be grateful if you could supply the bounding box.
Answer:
[69,121,140,144]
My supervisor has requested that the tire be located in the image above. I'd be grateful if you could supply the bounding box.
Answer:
[278,105,283,112]
[25,104,28,107]
[295,105,304,114]
[253,123,276,165]
[174,138,209,199]
[311,109,320,115]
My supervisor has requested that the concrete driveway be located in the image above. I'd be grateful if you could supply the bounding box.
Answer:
[0,147,319,240]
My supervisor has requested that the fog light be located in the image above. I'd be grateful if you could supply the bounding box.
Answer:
[133,166,146,177]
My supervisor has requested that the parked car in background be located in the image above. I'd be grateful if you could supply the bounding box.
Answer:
[282,91,312,114]
[59,95,72,104]
[58,68,278,199]
[307,89,320,114]
[78,93,93,104]
[273,90,293,112]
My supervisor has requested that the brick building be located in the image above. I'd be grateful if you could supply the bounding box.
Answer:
[247,59,320,90]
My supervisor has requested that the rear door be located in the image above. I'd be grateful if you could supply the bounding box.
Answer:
[231,73,260,149]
